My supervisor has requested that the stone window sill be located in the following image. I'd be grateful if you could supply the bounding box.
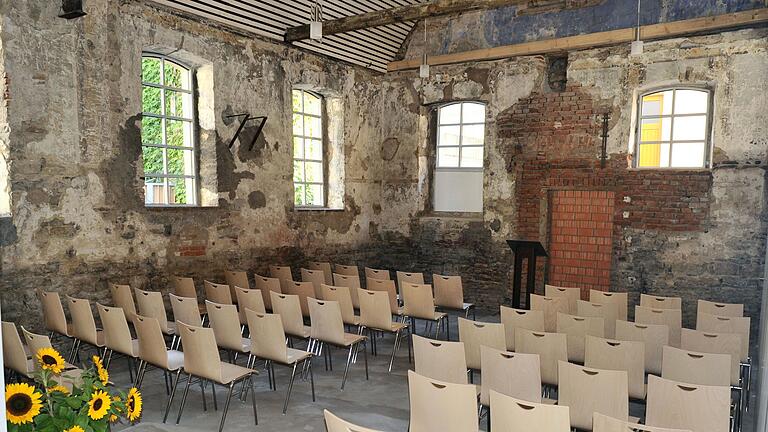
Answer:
[420,212,484,222]
[294,207,345,212]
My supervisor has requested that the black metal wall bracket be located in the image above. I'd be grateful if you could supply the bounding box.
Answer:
[225,114,268,152]
[599,112,611,168]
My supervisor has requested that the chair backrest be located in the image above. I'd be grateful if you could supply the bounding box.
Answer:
[269,265,294,290]
[224,270,249,301]
[640,294,682,310]
[67,296,99,345]
[499,306,545,351]
[480,346,541,406]
[285,280,315,317]
[413,334,468,384]
[364,267,390,281]
[135,288,172,334]
[433,275,465,310]
[2,321,31,376]
[593,413,692,432]
[204,280,233,305]
[646,375,730,432]
[577,299,619,338]
[171,276,197,299]
[697,299,743,318]
[169,293,202,327]
[246,310,288,363]
[358,289,394,331]
[366,277,399,314]
[545,284,581,314]
[97,303,135,356]
[407,370,479,432]
[558,361,629,431]
[661,346,731,387]
[301,268,327,298]
[396,271,424,295]
[402,282,436,320]
[205,300,244,352]
[308,298,346,346]
[490,390,570,432]
[270,292,306,338]
[36,289,69,336]
[324,410,383,432]
[530,294,569,332]
[636,306,682,347]
[321,284,357,325]
[307,262,333,285]
[457,318,506,370]
[585,335,646,400]
[695,313,749,361]
[614,320,669,375]
[133,314,172,369]
[254,274,282,311]
[556,312,605,363]
[514,329,567,386]
[589,290,628,321]
[681,328,741,386]
[332,273,362,308]
[21,327,54,361]
[176,321,223,382]
[334,264,359,277]
[110,284,138,323]
[235,287,266,325]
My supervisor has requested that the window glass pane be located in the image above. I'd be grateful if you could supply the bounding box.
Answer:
[292,90,303,111]
[165,90,192,119]
[168,178,190,205]
[294,184,305,206]
[672,115,707,141]
[461,147,484,168]
[671,142,706,168]
[142,147,164,175]
[306,184,324,206]
[141,57,161,84]
[438,125,460,146]
[462,124,485,146]
[439,104,461,124]
[293,137,304,159]
[141,117,162,145]
[142,86,162,114]
[167,148,194,176]
[659,143,671,167]
[674,90,708,114]
[304,93,322,116]
[292,114,303,136]
[305,162,323,183]
[640,117,671,142]
[304,116,322,138]
[642,91,673,116]
[305,139,322,160]
[166,120,192,147]
[437,147,460,168]
[462,103,485,123]
[144,178,166,205]
[293,161,304,182]
[164,61,190,90]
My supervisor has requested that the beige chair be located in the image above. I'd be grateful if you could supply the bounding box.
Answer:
[545,284,582,314]
[396,271,424,295]
[324,409,383,432]
[578,299,619,338]
[332,273,362,309]
[514,329,567,387]
[205,301,251,359]
[530,294,569,332]
[175,322,257,431]
[204,280,233,305]
[480,346,542,407]
[171,276,198,299]
[696,313,750,362]
[681,328,741,386]
[245,310,314,413]
[110,283,138,323]
[585,335,645,400]
[697,300,744,318]
[66,296,106,362]
[357,289,410,372]
[270,292,311,341]
[307,298,368,389]
[307,261,333,285]
[133,315,185,423]
[169,293,203,327]
[254,274,282,311]
[334,264,359,277]
[407,370,479,432]
[3,321,34,378]
[97,303,139,377]
[641,294,682,310]
[364,267,390,281]
[269,265,294,290]
[301,268,327,299]
[433,275,475,320]
[593,413,691,432]
[557,312,604,363]
[321,284,360,326]
[36,289,73,341]
[499,306,545,351]
[558,361,630,431]
[661,346,730,387]
[646,375,730,432]
[284,280,315,317]
[412,335,469,384]
[135,288,177,346]
[457,318,505,377]
[490,390,570,432]
[615,320,669,375]
[20,327,82,389]
[234,287,266,326]
[589,290,628,321]
[366,277,402,318]
[402,282,447,338]
[224,270,249,303]
[636,305,682,347]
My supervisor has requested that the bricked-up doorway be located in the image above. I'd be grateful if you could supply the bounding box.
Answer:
[548,190,615,298]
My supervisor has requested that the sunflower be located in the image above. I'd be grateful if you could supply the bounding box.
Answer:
[87,390,111,420]
[109,414,119,423]
[36,347,66,374]
[47,384,69,394]
[97,366,109,386]
[125,387,143,422]
[5,383,42,425]
[64,426,84,432]
[92,355,104,370]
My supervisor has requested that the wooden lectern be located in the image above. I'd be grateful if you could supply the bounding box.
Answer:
[506,239,548,309]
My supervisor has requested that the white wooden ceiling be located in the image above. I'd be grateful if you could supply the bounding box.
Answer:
[150,0,426,73]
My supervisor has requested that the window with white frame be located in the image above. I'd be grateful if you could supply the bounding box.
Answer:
[141,53,198,206]
[636,88,712,169]
[292,89,325,207]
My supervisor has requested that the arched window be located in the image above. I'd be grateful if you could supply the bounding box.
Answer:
[636,88,712,168]
[292,89,325,207]
[141,53,198,206]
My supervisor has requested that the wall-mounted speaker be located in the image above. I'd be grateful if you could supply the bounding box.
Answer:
[59,0,87,19]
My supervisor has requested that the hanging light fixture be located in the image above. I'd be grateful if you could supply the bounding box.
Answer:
[310,1,323,41]
[419,18,430,78]
[630,0,644,56]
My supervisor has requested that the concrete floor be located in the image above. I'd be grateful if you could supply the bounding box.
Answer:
[91,313,758,432]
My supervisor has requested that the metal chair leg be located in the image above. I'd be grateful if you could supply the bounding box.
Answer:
[163,369,181,423]
[211,379,218,411]
[218,382,235,432]
[282,363,298,414]
[309,359,316,402]
[176,373,192,425]
[249,375,259,425]
[136,360,147,388]
[389,329,401,372]
[341,345,355,390]
[363,341,369,380]
[199,378,208,412]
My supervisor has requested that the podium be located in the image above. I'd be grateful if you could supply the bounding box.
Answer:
[506,240,548,309]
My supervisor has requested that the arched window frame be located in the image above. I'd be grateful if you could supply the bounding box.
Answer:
[292,89,326,208]
[435,101,486,170]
